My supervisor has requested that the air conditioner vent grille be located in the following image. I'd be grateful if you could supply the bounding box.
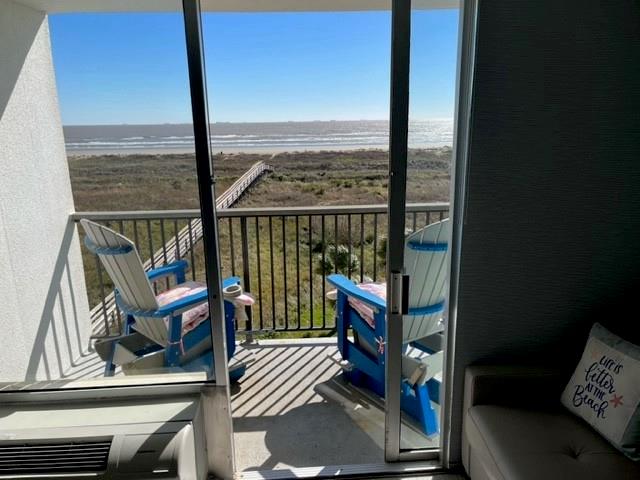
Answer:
[0,440,111,475]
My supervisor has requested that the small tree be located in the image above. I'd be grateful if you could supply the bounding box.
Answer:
[315,244,360,275]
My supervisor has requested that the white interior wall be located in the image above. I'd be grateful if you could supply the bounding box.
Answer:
[0,0,91,382]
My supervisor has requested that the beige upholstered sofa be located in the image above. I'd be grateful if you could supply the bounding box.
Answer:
[462,365,640,480]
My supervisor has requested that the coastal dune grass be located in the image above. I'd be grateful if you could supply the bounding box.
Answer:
[70,148,450,338]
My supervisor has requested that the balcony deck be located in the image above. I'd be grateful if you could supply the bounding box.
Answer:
[232,338,438,473]
[60,337,438,473]
[232,338,378,471]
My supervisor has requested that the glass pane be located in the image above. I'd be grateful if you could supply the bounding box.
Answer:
[0,1,229,390]
[201,6,393,472]
[397,0,460,451]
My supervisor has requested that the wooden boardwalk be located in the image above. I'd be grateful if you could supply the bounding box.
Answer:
[89,161,273,336]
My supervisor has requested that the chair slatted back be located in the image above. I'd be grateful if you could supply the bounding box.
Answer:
[80,219,168,345]
[403,218,450,343]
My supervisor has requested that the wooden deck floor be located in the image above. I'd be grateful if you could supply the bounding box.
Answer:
[231,339,382,471]
[63,346,111,379]
[231,338,439,473]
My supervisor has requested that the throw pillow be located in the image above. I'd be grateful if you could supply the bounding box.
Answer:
[561,322,640,460]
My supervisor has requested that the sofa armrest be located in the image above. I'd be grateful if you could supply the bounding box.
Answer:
[464,365,566,414]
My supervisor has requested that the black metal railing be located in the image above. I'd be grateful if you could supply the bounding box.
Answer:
[72,203,449,338]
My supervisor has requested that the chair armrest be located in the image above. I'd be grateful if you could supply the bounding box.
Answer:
[464,365,566,413]
[118,275,242,318]
[155,276,241,317]
[156,289,209,317]
[327,274,386,312]
[147,260,189,283]
[222,276,241,289]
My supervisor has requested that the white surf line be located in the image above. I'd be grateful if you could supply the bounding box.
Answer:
[89,161,273,336]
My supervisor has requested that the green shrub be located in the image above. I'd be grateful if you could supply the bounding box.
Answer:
[315,244,360,275]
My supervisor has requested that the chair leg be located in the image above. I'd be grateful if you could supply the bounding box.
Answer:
[165,314,183,367]
[124,314,135,335]
[104,341,117,377]
[229,363,246,383]
[336,292,349,357]
[346,368,385,398]
[426,377,441,405]
[416,383,438,436]
[224,301,236,360]
[400,382,438,436]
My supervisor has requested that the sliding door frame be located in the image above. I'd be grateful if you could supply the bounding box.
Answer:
[384,0,413,462]
[441,0,478,469]
[182,0,236,477]
[385,0,440,462]
[180,0,476,474]
[386,0,475,464]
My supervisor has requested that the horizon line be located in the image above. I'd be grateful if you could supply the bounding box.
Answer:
[62,117,453,128]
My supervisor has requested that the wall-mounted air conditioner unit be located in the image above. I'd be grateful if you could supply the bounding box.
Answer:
[0,394,207,479]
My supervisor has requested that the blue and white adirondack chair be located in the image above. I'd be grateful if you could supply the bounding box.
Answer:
[327,218,449,435]
[81,219,244,379]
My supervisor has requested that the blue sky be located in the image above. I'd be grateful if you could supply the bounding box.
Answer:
[49,10,459,125]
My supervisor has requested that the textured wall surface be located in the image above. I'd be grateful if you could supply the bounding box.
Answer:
[450,0,640,463]
[0,0,91,381]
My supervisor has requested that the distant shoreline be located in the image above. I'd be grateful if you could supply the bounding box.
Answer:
[69,147,451,214]
[63,119,453,156]
[65,143,452,157]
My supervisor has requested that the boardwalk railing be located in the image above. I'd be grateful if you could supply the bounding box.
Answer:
[72,203,449,338]
[216,161,273,210]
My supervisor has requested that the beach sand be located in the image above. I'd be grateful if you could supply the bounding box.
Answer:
[65,144,413,157]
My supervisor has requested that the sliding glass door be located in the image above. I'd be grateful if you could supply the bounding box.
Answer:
[182,0,462,473]
[196,1,394,475]
[385,0,460,462]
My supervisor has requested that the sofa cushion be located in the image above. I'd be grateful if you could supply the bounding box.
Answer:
[465,405,640,480]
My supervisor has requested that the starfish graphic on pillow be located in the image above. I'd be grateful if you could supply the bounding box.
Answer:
[611,394,624,408]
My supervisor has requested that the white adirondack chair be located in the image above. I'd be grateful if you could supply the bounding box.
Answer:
[328,218,450,435]
[81,219,241,376]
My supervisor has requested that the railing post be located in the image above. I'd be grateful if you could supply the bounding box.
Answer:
[240,216,254,344]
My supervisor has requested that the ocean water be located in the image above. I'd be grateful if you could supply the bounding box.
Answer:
[63,119,453,154]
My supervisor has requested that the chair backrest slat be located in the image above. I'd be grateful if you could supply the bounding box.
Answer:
[403,219,450,343]
[80,219,167,345]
